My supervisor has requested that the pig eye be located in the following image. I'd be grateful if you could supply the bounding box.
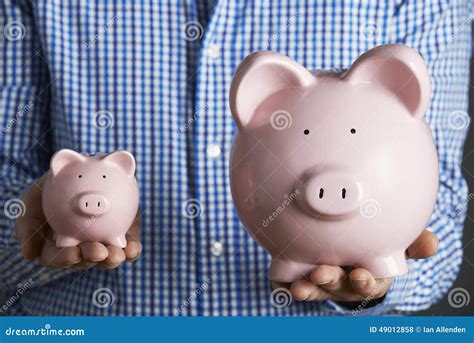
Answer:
[102,175,107,179]
[77,175,82,178]
[350,128,356,134]
[303,129,310,135]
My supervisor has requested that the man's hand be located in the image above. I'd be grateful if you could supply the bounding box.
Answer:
[272,229,438,302]
[15,174,142,270]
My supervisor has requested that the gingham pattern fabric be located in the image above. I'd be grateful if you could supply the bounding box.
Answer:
[0,0,471,316]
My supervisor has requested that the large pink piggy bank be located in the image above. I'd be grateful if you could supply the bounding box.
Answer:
[42,149,139,248]
[229,44,439,282]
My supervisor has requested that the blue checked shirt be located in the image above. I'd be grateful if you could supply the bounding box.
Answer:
[0,0,472,316]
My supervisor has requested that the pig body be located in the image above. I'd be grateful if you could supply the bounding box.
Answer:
[229,45,439,282]
[42,150,139,248]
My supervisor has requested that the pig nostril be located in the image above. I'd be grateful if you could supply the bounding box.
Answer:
[85,202,88,207]
[342,188,346,199]
[98,202,101,207]
[319,188,324,199]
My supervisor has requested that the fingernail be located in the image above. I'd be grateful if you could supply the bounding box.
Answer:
[295,289,311,301]
[128,253,140,261]
[104,263,121,269]
[353,279,368,287]
[88,258,105,262]
[316,279,332,285]
[91,252,109,262]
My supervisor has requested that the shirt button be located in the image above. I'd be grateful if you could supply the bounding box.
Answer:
[205,44,221,59]
[206,143,221,158]
[210,241,224,256]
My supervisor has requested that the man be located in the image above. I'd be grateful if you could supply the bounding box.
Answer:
[0,0,471,315]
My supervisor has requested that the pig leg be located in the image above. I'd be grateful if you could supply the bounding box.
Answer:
[269,258,316,283]
[107,235,127,248]
[55,235,81,248]
[359,252,408,278]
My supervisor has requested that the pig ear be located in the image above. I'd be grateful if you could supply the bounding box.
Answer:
[103,151,136,176]
[50,149,85,176]
[344,44,431,119]
[229,51,315,130]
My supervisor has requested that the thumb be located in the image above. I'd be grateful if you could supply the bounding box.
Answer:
[406,229,438,259]
[16,211,47,260]
[15,177,48,260]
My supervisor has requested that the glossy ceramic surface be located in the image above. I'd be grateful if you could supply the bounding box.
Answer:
[229,44,439,281]
[42,149,139,248]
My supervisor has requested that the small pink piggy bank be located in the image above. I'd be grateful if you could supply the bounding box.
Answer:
[42,149,140,248]
[229,44,439,281]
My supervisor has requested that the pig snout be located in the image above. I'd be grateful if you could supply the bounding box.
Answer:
[302,171,364,217]
[74,193,109,216]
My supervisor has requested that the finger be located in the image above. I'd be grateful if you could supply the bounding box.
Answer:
[124,210,142,261]
[72,261,97,270]
[290,279,329,301]
[15,180,49,260]
[349,268,389,299]
[97,245,126,268]
[407,229,438,259]
[126,211,141,242]
[40,239,81,268]
[309,265,347,292]
[124,240,142,261]
[79,242,109,262]
[21,177,46,217]
[96,262,121,269]
[15,216,47,260]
